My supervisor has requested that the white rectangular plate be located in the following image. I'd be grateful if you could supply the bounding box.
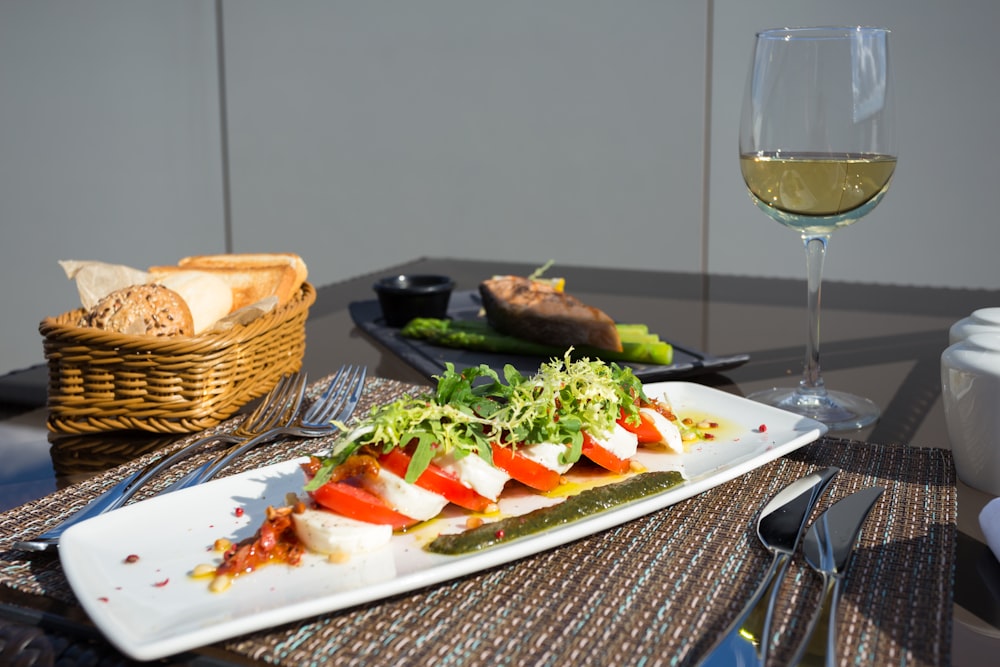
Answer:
[59,382,827,661]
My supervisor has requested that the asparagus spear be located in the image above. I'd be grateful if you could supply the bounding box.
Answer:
[401,318,674,366]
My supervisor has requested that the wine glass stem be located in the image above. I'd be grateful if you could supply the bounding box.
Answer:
[801,234,831,395]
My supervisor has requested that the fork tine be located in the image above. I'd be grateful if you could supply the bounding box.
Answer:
[314,367,356,423]
[311,365,365,425]
[240,375,286,430]
[302,365,349,423]
[242,373,295,431]
[281,372,309,424]
[237,371,308,438]
[335,366,366,423]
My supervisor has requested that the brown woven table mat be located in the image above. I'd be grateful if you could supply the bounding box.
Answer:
[0,376,956,666]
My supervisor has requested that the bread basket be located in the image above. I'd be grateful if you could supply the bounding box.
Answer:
[39,283,316,434]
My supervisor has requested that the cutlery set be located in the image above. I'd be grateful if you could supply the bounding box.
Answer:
[167,365,366,492]
[15,365,367,553]
[697,467,884,667]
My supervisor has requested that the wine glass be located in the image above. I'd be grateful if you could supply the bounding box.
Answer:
[739,27,896,430]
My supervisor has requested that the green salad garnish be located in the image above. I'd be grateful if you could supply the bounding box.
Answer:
[304,352,646,491]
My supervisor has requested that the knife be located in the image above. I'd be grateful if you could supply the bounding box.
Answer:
[789,486,885,667]
[695,466,839,667]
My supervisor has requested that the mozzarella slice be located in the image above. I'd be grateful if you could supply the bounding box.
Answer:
[639,407,683,454]
[292,508,392,556]
[588,423,639,459]
[434,451,510,501]
[361,468,449,521]
[518,441,574,474]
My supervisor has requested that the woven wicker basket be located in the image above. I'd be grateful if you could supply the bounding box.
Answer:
[39,282,316,434]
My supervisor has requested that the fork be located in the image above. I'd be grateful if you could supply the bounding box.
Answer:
[167,365,366,491]
[14,372,308,552]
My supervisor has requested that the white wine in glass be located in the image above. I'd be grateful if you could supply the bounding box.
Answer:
[739,27,896,430]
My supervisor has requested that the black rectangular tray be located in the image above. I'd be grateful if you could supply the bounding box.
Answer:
[350,290,749,383]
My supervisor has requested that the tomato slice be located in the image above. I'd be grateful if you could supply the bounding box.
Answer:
[618,408,664,444]
[378,449,493,512]
[490,443,562,492]
[308,481,417,531]
[581,431,632,474]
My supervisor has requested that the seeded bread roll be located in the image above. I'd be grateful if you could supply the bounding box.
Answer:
[82,284,194,336]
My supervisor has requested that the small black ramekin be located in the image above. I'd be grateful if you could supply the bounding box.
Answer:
[373,274,455,327]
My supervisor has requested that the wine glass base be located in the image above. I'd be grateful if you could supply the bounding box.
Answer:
[747,387,880,432]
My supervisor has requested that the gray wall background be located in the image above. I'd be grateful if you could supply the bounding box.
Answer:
[2,0,997,376]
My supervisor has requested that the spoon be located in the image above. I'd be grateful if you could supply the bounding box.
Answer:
[696,465,839,666]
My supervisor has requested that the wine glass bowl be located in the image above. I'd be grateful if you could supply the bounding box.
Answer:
[740,152,896,235]
[739,27,896,431]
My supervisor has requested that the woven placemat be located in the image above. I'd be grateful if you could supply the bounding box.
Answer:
[0,376,956,666]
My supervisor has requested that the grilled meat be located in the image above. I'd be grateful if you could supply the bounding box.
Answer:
[479,276,623,352]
